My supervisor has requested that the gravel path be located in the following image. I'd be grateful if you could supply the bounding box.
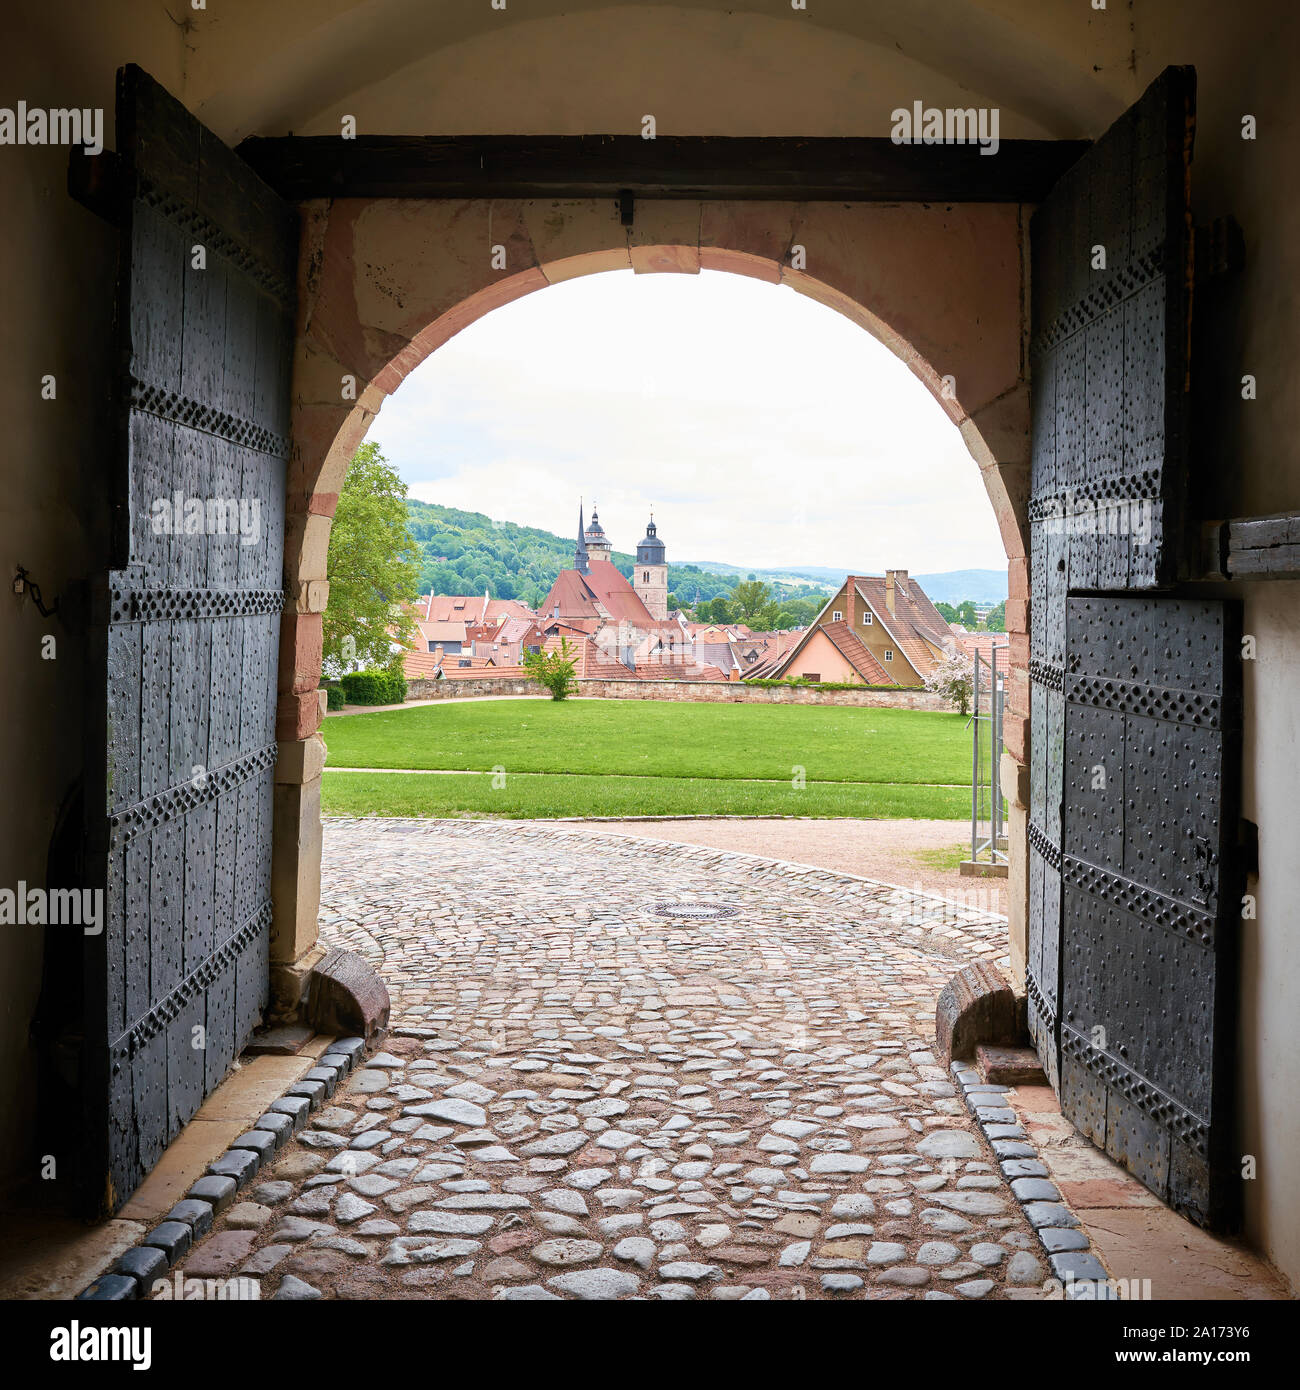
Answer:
[565,818,1007,916]
[166,819,1043,1301]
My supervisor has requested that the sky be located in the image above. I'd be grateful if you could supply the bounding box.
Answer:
[368,268,1006,576]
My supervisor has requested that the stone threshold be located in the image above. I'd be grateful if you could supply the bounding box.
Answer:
[74,1036,369,1301]
[1002,1083,1292,1301]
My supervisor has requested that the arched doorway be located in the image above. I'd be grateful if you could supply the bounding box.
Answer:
[271,206,1034,1017]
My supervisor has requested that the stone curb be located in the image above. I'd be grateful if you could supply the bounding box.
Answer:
[74,1036,369,1301]
[951,1060,1118,1300]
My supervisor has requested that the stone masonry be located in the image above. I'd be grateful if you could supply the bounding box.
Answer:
[167,820,1048,1300]
[399,676,950,710]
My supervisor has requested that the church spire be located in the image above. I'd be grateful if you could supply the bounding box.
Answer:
[575,499,590,574]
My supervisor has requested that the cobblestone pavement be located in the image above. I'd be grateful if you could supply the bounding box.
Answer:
[169,819,1049,1301]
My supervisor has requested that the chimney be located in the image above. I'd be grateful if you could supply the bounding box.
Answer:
[845,577,857,629]
[433,644,444,664]
[885,569,907,615]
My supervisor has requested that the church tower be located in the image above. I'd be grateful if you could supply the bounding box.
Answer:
[633,513,669,620]
[584,503,613,561]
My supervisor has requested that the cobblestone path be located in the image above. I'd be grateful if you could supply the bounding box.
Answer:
[170,819,1049,1300]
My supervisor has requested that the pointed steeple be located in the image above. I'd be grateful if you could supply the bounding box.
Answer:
[575,499,590,574]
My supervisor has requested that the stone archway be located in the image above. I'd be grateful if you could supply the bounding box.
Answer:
[270,195,1033,1014]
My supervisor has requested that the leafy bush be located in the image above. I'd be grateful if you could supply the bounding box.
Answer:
[341,667,407,706]
[522,637,579,701]
[324,684,344,711]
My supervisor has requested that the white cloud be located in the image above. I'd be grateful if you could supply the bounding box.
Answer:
[371,268,1006,575]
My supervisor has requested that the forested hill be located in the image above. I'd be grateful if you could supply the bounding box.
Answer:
[405,500,828,612]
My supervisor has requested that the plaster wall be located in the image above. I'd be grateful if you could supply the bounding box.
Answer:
[780,629,864,687]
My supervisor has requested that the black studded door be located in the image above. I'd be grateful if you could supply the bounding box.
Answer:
[80,66,295,1215]
[1060,597,1241,1228]
[1028,65,1243,1227]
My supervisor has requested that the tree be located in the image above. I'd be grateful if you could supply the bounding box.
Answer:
[935,601,958,622]
[729,579,774,624]
[749,600,789,631]
[780,597,819,627]
[523,637,579,700]
[323,442,420,678]
[955,600,978,627]
[697,596,734,624]
[924,649,976,716]
[984,600,1006,632]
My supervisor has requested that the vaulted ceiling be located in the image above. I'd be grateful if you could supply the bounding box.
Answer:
[168,1,1142,143]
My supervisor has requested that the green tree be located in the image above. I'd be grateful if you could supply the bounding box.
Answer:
[984,600,1006,632]
[729,579,774,624]
[955,600,978,627]
[323,442,420,678]
[522,636,579,700]
[935,601,958,622]
[698,596,734,624]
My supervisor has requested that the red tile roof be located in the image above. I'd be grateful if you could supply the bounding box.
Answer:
[818,621,895,684]
[953,632,1010,664]
[852,575,952,676]
[539,561,660,628]
[544,632,640,680]
[419,593,535,625]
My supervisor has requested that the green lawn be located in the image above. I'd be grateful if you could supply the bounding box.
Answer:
[323,699,970,783]
[322,772,969,820]
[321,698,970,820]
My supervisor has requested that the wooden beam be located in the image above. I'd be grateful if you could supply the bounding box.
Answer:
[235,134,1089,204]
[1202,512,1300,580]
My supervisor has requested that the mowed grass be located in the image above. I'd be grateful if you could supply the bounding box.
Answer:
[323,698,970,784]
[321,699,971,820]
[321,772,969,820]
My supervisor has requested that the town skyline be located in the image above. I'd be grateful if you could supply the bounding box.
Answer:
[369,269,1008,576]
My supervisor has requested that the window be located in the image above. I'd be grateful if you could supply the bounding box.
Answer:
[863,612,873,625]
[805,672,820,683]
[832,610,843,622]
[457,658,472,668]
[884,649,893,661]
[427,641,436,652]
[643,571,650,583]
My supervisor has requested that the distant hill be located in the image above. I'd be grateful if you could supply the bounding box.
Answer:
[676,560,837,592]
[683,561,1006,606]
[910,569,1007,605]
[404,502,829,612]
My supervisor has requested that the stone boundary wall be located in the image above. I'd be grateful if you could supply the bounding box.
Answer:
[405,677,540,701]
[403,675,951,711]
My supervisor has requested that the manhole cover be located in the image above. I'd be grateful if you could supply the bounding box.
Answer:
[649,902,739,921]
